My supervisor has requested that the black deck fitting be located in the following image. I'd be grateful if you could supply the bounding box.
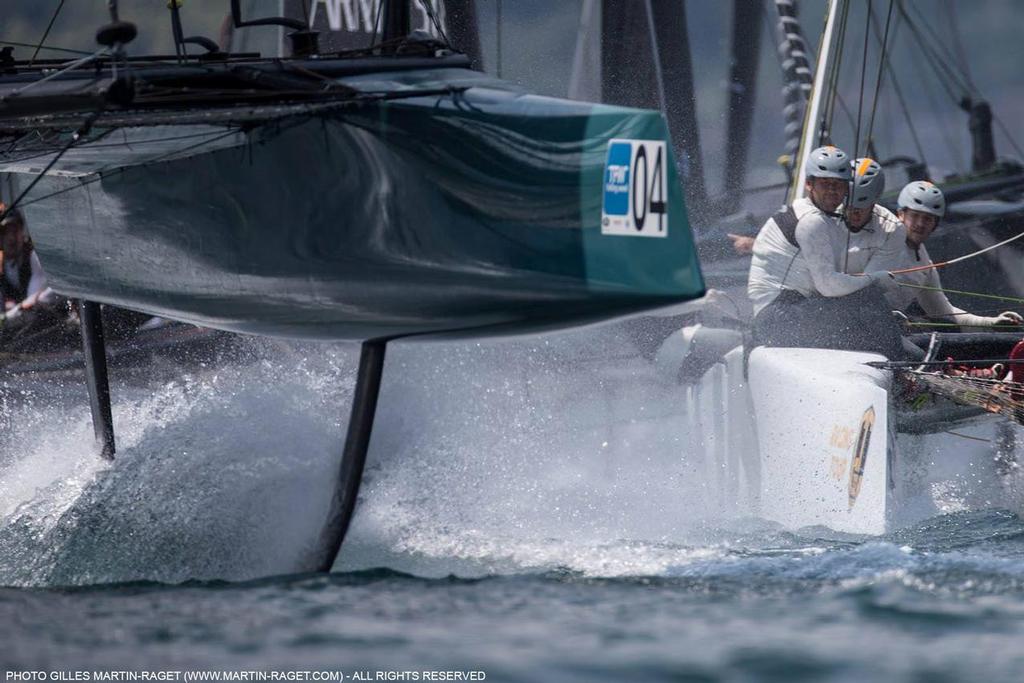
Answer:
[288,31,321,58]
[96,21,138,48]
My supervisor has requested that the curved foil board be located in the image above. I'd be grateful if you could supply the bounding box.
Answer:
[2,68,704,340]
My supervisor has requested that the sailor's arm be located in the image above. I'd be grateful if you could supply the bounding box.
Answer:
[795,215,883,297]
[913,267,1023,330]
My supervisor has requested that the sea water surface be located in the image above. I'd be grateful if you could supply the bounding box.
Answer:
[3,326,1024,681]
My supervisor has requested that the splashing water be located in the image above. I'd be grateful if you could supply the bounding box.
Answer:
[0,322,740,585]
[0,339,356,586]
[2,321,1023,588]
[340,324,753,577]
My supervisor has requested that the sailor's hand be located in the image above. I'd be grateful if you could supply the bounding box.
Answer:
[727,233,755,256]
[865,270,893,282]
[993,311,1024,326]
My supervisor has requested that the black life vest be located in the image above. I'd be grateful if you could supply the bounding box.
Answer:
[772,206,800,249]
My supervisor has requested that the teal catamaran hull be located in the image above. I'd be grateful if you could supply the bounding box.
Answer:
[2,67,704,340]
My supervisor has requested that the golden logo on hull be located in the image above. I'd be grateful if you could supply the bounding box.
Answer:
[847,406,876,510]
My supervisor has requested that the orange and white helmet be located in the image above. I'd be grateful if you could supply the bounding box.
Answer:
[849,158,885,209]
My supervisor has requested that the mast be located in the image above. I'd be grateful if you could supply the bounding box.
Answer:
[965,99,997,172]
[790,0,846,202]
[721,0,763,214]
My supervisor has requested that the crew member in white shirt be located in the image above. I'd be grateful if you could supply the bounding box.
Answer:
[839,158,905,275]
[748,147,901,353]
[884,181,1023,330]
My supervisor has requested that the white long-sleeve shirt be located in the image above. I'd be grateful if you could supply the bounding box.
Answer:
[839,205,905,275]
[747,201,803,315]
[748,199,903,315]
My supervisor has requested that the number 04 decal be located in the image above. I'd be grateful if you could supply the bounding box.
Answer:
[601,139,669,238]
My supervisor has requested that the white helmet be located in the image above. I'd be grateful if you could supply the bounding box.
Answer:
[849,158,885,209]
[897,180,945,218]
[804,145,851,180]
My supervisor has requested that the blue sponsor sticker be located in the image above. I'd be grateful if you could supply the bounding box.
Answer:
[603,141,631,217]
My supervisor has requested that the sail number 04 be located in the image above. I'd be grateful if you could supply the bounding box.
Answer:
[601,139,669,238]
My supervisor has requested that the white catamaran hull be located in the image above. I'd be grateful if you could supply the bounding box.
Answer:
[748,348,891,535]
[657,328,1024,535]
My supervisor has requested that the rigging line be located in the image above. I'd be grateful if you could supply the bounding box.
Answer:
[852,0,872,160]
[643,0,669,118]
[869,358,1020,368]
[0,40,92,56]
[13,110,324,211]
[909,305,1024,319]
[991,112,1024,161]
[943,431,993,444]
[2,130,41,156]
[907,0,978,98]
[943,0,976,93]
[896,1,971,101]
[368,0,385,50]
[888,229,1024,275]
[169,4,183,63]
[903,35,964,172]
[844,225,851,273]
[891,281,1024,305]
[868,10,926,165]
[418,0,450,46]
[2,47,110,100]
[0,128,118,166]
[895,4,961,100]
[864,0,895,153]
[29,0,68,66]
[496,0,502,79]
[821,0,851,142]
[896,1,968,88]
[0,128,238,165]
[831,0,853,138]
[831,90,860,135]
[904,322,1024,329]
[13,128,244,213]
[0,110,101,223]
